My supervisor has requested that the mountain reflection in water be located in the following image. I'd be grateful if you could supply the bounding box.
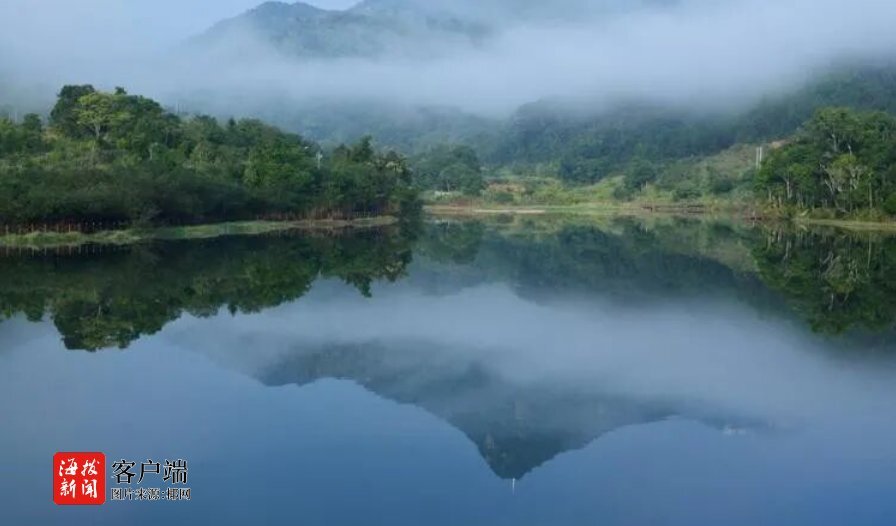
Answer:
[1,217,896,526]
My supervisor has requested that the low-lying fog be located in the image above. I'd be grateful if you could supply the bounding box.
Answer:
[2,0,896,115]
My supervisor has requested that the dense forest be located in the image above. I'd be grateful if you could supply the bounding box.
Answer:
[434,64,895,211]
[0,85,420,227]
[3,66,895,224]
[485,65,896,184]
[411,144,486,195]
[325,64,895,211]
[168,66,896,206]
[757,107,896,217]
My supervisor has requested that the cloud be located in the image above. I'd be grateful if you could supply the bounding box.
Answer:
[2,0,896,116]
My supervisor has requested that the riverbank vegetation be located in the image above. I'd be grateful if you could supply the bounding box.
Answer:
[428,142,759,210]
[0,85,420,228]
[422,66,896,223]
[3,67,896,231]
[412,144,486,196]
[756,107,896,219]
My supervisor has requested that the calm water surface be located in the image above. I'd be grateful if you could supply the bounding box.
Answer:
[1,217,895,525]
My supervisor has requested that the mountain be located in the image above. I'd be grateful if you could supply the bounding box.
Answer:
[194,1,493,59]
[346,0,678,26]
[193,0,677,59]
[482,63,896,176]
[188,3,896,160]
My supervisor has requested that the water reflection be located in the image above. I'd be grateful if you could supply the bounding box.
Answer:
[3,218,896,350]
[0,226,415,350]
[258,338,764,480]
[754,226,896,335]
[2,217,896,524]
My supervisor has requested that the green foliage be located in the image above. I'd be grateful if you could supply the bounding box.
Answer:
[413,144,485,195]
[624,158,657,192]
[49,84,96,138]
[558,156,613,184]
[884,193,896,216]
[492,102,737,185]
[490,191,515,204]
[756,107,896,216]
[478,64,896,200]
[0,86,420,226]
[737,66,896,141]
[611,184,634,201]
[0,114,45,156]
[672,182,701,201]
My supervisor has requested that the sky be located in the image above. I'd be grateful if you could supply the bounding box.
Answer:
[127,1,359,39]
[2,0,896,116]
[0,1,359,48]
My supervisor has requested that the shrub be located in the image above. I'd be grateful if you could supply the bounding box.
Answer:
[883,193,896,216]
[673,183,701,201]
[491,191,515,205]
[709,178,735,195]
[612,185,634,201]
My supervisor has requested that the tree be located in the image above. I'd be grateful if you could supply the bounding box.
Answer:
[75,91,128,144]
[440,163,484,195]
[624,158,656,192]
[21,114,44,152]
[350,136,375,163]
[413,144,484,193]
[756,107,896,215]
[824,154,869,212]
[805,107,863,157]
[0,85,421,227]
[50,85,96,137]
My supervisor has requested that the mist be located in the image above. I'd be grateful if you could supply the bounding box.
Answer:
[2,0,896,118]
[162,280,896,429]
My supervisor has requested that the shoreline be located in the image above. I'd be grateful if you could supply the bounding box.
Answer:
[3,205,895,251]
[425,202,760,220]
[0,216,398,249]
[425,204,896,232]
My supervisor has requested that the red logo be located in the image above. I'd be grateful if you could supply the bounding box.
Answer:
[53,452,106,505]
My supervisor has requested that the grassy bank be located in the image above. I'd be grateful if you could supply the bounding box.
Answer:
[426,199,759,220]
[0,216,398,249]
[426,202,896,233]
[434,178,755,213]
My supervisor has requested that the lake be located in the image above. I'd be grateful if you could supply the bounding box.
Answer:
[2,215,895,525]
